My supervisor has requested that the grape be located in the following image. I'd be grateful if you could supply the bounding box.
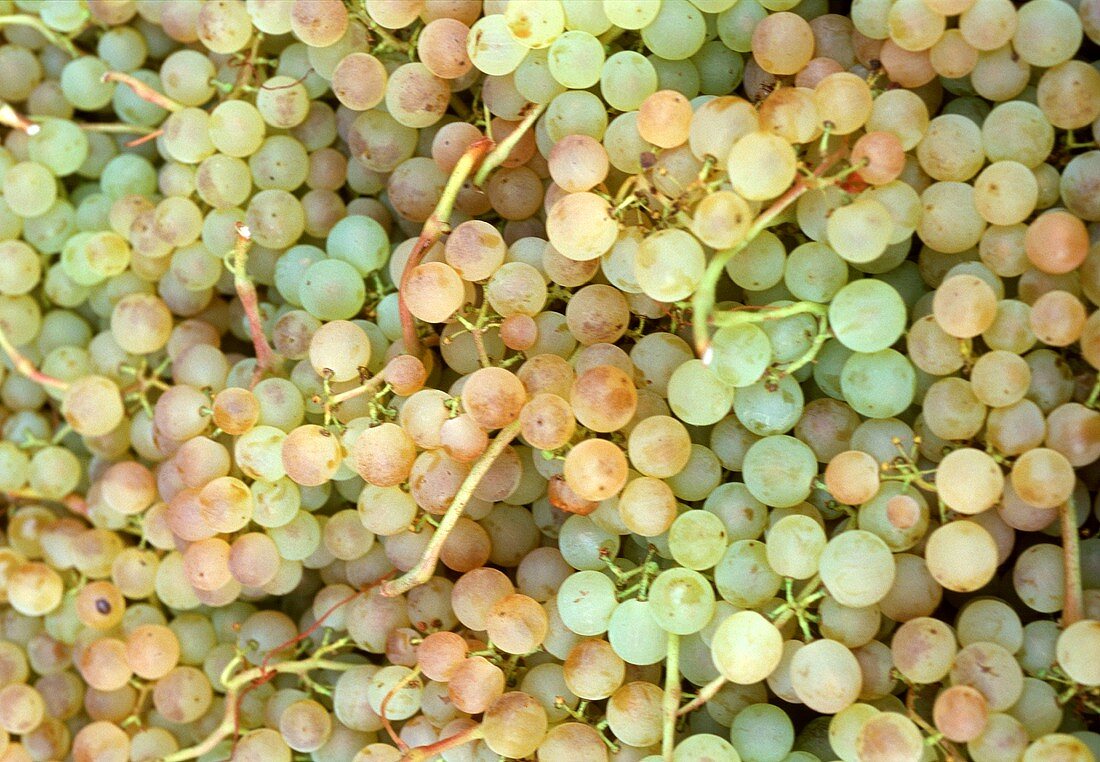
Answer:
[711,611,783,684]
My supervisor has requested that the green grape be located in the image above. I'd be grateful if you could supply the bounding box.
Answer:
[647,567,715,635]
[468,14,527,75]
[60,56,114,111]
[544,89,610,142]
[548,30,604,89]
[709,323,773,388]
[601,51,658,112]
[607,598,669,666]
[3,162,57,219]
[828,279,907,353]
[704,482,767,542]
[730,703,795,762]
[514,48,566,104]
[711,611,784,684]
[326,215,388,276]
[692,40,745,96]
[714,540,782,608]
[673,734,739,760]
[635,229,705,302]
[717,0,769,52]
[726,231,786,291]
[642,0,708,61]
[556,570,617,636]
[603,0,662,30]
[26,119,88,177]
[733,374,804,436]
[504,0,564,48]
[558,514,620,570]
[668,509,728,571]
[299,259,366,321]
[783,242,848,303]
[766,514,826,580]
[840,349,917,419]
[742,435,818,508]
[667,360,735,427]
[818,530,896,608]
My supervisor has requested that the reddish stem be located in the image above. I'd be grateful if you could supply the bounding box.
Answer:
[399,137,493,359]
[102,71,183,112]
[401,721,484,762]
[229,224,279,387]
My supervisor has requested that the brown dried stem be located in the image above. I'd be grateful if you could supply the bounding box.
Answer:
[1062,498,1084,627]
[401,721,484,762]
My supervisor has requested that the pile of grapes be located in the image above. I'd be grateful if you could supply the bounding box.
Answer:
[0,0,1099,759]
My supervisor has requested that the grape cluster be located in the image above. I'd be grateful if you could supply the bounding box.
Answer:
[0,0,1098,761]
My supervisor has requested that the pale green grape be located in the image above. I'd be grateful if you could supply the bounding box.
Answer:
[708,323,773,388]
[556,570,617,636]
[828,279,907,353]
[299,259,366,321]
[647,567,715,635]
[714,540,782,608]
[468,14,527,75]
[603,0,661,29]
[840,349,917,419]
[726,231,786,291]
[784,242,848,303]
[733,374,804,436]
[607,598,669,666]
[668,510,728,571]
[818,530,896,607]
[642,0,708,60]
[826,198,895,264]
[601,51,658,112]
[731,703,795,762]
[704,483,767,542]
[3,162,57,219]
[548,30,604,89]
[667,360,735,427]
[742,435,818,508]
[674,734,739,760]
[711,611,784,684]
[504,0,565,48]
[27,119,89,177]
[635,229,705,302]
[766,515,826,580]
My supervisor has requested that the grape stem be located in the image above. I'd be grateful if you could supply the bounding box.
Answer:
[1061,498,1084,627]
[381,419,523,597]
[226,223,280,387]
[159,643,357,761]
[0,15,81,56]
[401,721,485,762]
[398,137,494,359]
[692,142,849,357]
[399,103,545,360]
[0,101,39,134]
[101,71,183,112]
[474,101,546,186]
[663,633,681,761]
[677,577,822,717]
[380,666,422,750]
[905,685,962,762]
[0,324,69,392]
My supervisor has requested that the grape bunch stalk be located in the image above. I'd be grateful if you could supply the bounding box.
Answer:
[0,0,1098,761]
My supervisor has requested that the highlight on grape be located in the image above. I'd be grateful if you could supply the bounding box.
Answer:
[0,0,1098,761]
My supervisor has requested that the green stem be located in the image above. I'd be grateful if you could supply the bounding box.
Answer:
[161,649,357,761]
[692,145,848,356]
[0,15,80,56]
[474,102,547,186]
[663,633,681,761]
[381,419,523,597]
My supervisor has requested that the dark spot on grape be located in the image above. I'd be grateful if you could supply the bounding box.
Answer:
[95,598,112,615]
